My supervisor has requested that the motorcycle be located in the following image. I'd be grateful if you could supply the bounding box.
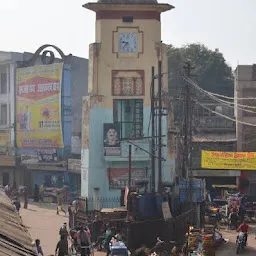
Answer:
[236,232,246,254]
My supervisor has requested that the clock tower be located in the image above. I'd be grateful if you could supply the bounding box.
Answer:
[81,0,174,200]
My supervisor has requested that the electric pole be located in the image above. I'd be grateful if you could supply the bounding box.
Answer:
[151,66,156,193]
[128,144,132,190]
[183,61,194,206]
[157,60,163,193]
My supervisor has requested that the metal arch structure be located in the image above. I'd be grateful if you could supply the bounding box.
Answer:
[16,44,72,68]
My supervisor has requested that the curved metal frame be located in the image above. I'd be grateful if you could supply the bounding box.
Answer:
[17,44,72,67]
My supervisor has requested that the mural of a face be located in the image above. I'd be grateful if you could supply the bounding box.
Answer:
[107,128,117,145]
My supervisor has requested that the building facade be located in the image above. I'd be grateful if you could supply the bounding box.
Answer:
[0,48,88,192]
[191,101,240,189]
[235,64,256,194]
[81,0,174,199]
[0,52,24,186]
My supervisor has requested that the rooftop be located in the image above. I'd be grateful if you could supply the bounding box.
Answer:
[97,0,158,3]
[0,190,37,256]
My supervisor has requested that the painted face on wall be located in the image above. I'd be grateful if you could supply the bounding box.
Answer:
[106,128,117,145]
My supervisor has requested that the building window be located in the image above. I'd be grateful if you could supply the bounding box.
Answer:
[0,104,7,125]
[113,99,143,139]
[0,73,7,94]
[122,16,133,23]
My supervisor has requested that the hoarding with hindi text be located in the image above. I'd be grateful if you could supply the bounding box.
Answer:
[201,150,256,170]
[16,63,64,148]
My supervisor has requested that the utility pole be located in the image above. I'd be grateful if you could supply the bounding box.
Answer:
[183,61,194,206]
[151,66,156,193]
[157,60,163,193]
[128,144,132,190]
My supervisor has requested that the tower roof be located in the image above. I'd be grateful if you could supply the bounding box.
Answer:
[97,0,158,3]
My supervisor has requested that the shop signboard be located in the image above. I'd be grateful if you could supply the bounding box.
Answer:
[108,168,147,189]
[16,63,64,148]
[21,149,58,164]
[37,149,58,162]
[201,150,256,170]
[68,159,81,173]
[103,123,121,156]
[0,156,15,166]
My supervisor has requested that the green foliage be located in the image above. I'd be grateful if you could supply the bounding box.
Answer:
[167,43,234,96]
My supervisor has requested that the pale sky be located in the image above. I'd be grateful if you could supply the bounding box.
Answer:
[1,0,255,68]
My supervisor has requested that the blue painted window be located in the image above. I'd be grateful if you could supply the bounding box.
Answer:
[113,99,143,139]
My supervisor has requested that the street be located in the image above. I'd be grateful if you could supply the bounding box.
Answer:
[217,228,256,256]
[20,201,105,256]
[20,201,68,255]
[20,202,256,256]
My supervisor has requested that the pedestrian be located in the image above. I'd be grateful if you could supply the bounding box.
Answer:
[57,192,66,215]
[34,184,39,202]
[4,183,10,197]
[35,239,44,255]
[215,209,222,230]
[23,186,28,209]
[12,197,21,213]
[68,203,74,229]
[59,223,69,240]
[72,198,78,213]
[55,235,68,256]
[39,184,44,202]
[92,215,103,243]
[77,226,91,256]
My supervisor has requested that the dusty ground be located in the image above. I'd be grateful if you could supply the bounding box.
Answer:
[20,201,256,255]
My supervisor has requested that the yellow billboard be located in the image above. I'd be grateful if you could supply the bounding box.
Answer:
[201,150,256,170]
[16,63,64,148]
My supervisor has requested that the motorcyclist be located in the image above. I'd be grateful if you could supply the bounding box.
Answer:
[236,220,249,245]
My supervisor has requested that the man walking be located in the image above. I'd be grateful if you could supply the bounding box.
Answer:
[55,235,68,256]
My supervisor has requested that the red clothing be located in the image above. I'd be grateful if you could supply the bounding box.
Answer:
[237,223,249,233]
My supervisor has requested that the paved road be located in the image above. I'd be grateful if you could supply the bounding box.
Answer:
[20,201,256,256]
[216,228,256,256]
[20,201,68,255]
[20,201,105,256]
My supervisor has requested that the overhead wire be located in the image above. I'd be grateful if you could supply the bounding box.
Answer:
[192,98,256,127]
[184,76,256,110]
[208,91,256,101]
[185,77,256,114]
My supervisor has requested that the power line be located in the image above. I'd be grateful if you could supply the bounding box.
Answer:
[184,76,256,110]
[192,99,256,127]
[209,91,256,101]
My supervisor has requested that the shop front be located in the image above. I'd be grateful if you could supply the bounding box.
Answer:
[0,156,16,186]
[24,163,68,192]
[68,158,81,193]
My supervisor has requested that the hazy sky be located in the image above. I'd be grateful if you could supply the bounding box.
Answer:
[1,0,255,68]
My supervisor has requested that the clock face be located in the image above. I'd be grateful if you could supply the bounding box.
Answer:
[119,33,138,53]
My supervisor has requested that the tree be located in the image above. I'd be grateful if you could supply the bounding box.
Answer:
[167,43,234,97]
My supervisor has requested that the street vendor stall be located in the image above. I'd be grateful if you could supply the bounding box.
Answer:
[202,225,215,256]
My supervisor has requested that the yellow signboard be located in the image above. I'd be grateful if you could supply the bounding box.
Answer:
[0,156,15,166]
[16,64,64,148]
[201,150,256,170]
[0,130,10,154]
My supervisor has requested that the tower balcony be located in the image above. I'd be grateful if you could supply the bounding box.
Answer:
[104,139,150,162]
